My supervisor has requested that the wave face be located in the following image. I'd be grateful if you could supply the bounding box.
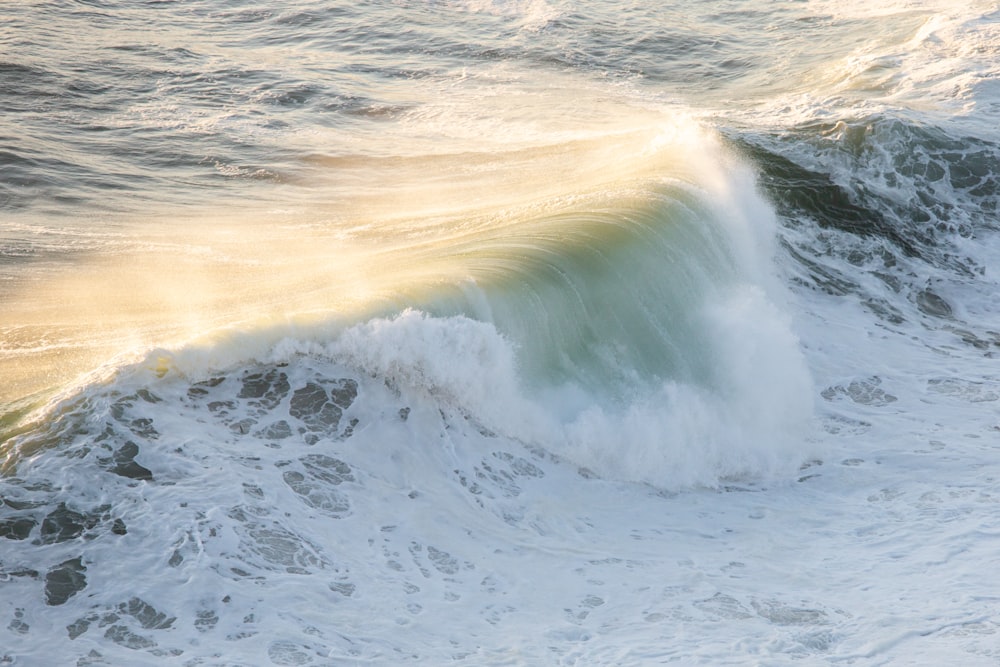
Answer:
[1,112,814,488]
[3,0,1000,664]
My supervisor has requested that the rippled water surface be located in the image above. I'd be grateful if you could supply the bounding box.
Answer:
[3,0,1000,664]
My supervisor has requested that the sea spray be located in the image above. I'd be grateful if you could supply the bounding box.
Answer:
[9,1,1000,662]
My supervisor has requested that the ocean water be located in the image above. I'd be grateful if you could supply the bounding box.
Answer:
[2,0,1000,664]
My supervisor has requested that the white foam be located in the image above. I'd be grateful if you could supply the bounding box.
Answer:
[721,3,1000,133]
[558,284,815,488]
[6,1,1000,664]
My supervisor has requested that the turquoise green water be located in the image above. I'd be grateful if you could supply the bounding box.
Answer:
[2,1,1000,663]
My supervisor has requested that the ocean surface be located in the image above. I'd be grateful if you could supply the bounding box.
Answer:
[2,0,1000,664]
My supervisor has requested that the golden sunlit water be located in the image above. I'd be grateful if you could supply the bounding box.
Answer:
[3,1,1000,664]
